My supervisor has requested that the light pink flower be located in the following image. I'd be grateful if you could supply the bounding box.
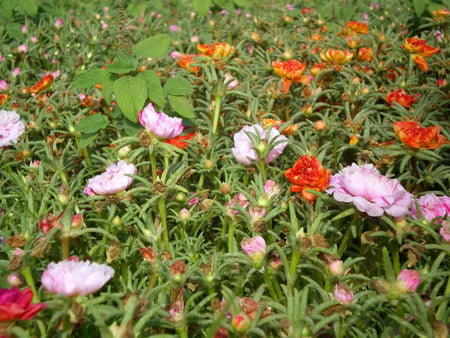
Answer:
[18,45,28,53]
[224,73,239,90]
[84,160,136,196]
[169,25,182,33]
[241,236,266,266]
[333,283,353,304]
[190,35,199,43]
[327,163,413,217]
[411,194,450,223]
[0,110,25,147]
[139,103,184,139]
[0,79,7,91]
[55,18,64,29]
[226,192,250,217]
[263,179,281,199]
[232,124,288,166]
[170,51,181,59]
[439,220,450,242]
[12,68,21,76]
[21,25,28,33]
[31,36,38,43]
[328,260,344,276]
[396,269,420,293]
[41,260,114,297]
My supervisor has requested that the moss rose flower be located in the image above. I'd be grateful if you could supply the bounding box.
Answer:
[385,89,416,108]
[0,287,46,322]
[138,103,184,139]
[84,160,136,196]
[0,110,25,147]
[41,260,114,297]
[411,193,450,223]
[394,121,447,149]
[327,163,413,217]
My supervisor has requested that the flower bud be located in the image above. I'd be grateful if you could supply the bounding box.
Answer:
[175,192,186,202]
[112,216,122,226]
[328,260,344,276]
[395,269,420,293]
[220,182,232,194]
[71,213,83,228]
[118,146,131,159]
[7,272,24,286]
[179,208,191,221]
[314,120,326,131]
[231,313,251,333]
[203,159,214,170]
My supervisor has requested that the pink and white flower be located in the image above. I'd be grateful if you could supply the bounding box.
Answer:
[231,124,288,166]
[139,103,184,139]
[333,283,353,304]
[411,193,450,223]
[241,236,266,267]
[327,163,413,217]
[41,260,114,297]
[395,269,420,293]
[84,160,137,196]
[0,110,25,147]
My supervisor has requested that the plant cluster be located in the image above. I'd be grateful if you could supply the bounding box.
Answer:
[0,0,449,337]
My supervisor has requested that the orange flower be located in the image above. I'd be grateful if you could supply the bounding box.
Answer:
[357,47,373,62]
[402,38,440,71]
[197,42,235,60]
[262,118,298,135]
[385,89,416,108]
[0,93,9,105]
[413,55,429,71]
[272,59,307,83]
[29,74,54,95]
[284,155,331,202]
[402,38,427,54]
[433,8,450,19]
[310,62,326,76]
[177,54,201,74]
[394,121,447,149]
[163,132,196,149]
[320,49,353,70]
[345,21,369,36]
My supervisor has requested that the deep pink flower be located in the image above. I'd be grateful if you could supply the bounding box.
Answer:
[232,125,288,166]
[41,260,114,297]
[327,163,413,217]
[396,269,420,293]
[0,287,46,322]
[333,283,353,304]
[411,193,450,223]
[439,220,450,242]
[55,18,64,29]
[84,160,136,196]
[0,110,25,147]
[139,103,184,139]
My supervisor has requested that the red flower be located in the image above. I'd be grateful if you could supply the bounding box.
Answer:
[385,89,416,108]
[0,287,46,322]
[163,132,196,149]
[284,155,331,202]
[29,74,54,95]
[394,121,447,149]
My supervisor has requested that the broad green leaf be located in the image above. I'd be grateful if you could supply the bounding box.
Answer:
[72,69,108,88]
[5,23,22,41]
[0,0,14,19]
[20,0,38,16]
[106,52,138,74]
[133,34,171,60]
[412,0,428,16]
[79,132,98,148]
[233,0,251,7]
[76,114,109,134]
[163,77,193,96]
[113,75,148,122]
[168,95,195,119]
[139,70,165,108]
[193,0,212,16]
[102,77,114,105]
[126,3,147,17]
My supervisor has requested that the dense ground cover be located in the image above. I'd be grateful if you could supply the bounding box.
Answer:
[0,0,449,337]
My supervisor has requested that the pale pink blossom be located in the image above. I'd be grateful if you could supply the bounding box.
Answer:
[396,269,420,293]
[169,25,182,32]
[328,260,344,276]
[41,260,114,297]
[0,80,8,91]
[263,179,281,199]
[21,25,28,33]
[411,194,450,223]
[241,236,266,266]
[139,103,184,139]
[31,37,38,43]
[232,125,288,166]
[12,68,21,76]
[224,73,239,90]
[190,35,199,43]
[439,220,450,242]
[327,163,413,217]
[0,110,25,147]
[226,193,250,217]
[333,283,353,304]
[170,51,181,59]
[18,44,28,53]
[84,160,136,196]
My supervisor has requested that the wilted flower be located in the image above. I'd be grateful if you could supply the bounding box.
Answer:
[231,124,288,166]
[0,110,25,147]
[226,192,250,217]
[327,163,413,217]
[84,160,137,196]
[411,194,450,223]
[284,155,331,202]
[385,89,416,108]
[395,269,420,293]
[333,283,353,304]
[139,103,184,139]
[39,212,63,234]
[197,42,235,60]
[394,121,447,149]
[41,260,114,297]
[0,287,46,322]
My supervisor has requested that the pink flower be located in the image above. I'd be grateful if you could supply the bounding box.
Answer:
[224,73,239,90]
[41,260,114,297]
[0,287,46,322]
[18,45,28,53]
[411,194,450,223]
[396,269,420,293]
[139,103,184,139]
[333,283,353,304]
[0,110,25,147]
[226,193,250,217]
[31,36,38,43]
[241,236,266,267]
[0,80,8,91]
[439,220,450,242]
[21,25,28,33]
[12,68,21,76]
[327,163,413,217]
[231,125,288,166]
[84,160,137,196]
[170,51,181,59]
[328,260,344,276]
[169,25,182,32]
[55,18,64,28]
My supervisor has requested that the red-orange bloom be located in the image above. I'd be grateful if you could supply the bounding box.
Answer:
[0,94,9,105]
[163,132,196,149]
[402,38,440,71]
[433,8,450,19]
[197,42,235,60]
[284,155,331,202]
[345,21,369,36]
[272,59,307,83]
[357,47,373,62]
[385,89,416,108]
[177,54,201,74]
[29,74,54,95]
[394,121,447,149]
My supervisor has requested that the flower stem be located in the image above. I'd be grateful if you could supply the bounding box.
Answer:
[263,269,278,301]
[228,221,236,253]
[212,94,223,136]
[257,158,267,183]
[159,197,169,250]
[287,249,301,297]
[176,325,188,338]
[150,148,157,182]
[61,234,70,260]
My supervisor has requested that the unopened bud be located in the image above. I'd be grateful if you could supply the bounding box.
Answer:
[7,273,24,286]
[328,260,344,276]
[71,214,83,228]
[179,208,191,221]
[118,146,131,159]
[204,159,214,170]
[231,313,251,333]
[220,182,232,194]
[112,216,122,226]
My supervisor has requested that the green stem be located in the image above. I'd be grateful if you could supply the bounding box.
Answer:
[337,224,352,257]
[436,275,450,321]
[150,148,157,182]
[228,222,236,253]
[257,158,267,183]
[176,325,188,338]
[159,197,169,250]
[212,94,223,136]
[287,249,301,296]
[21,266,47,336]
[263,270,278,301]
[61,235,70,260]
